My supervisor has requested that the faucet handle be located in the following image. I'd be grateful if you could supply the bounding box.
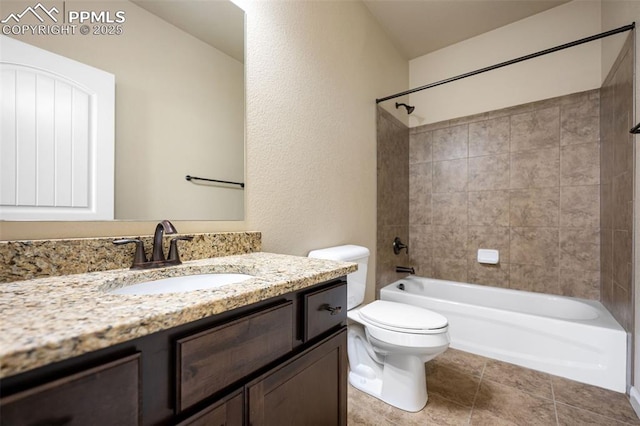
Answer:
[113,239,148,269]
[393,237,408,255]
[168,236,194,264]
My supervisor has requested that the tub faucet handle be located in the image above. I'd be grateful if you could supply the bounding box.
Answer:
[393,237,408,255]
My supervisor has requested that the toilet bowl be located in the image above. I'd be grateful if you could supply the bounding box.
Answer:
[308,245,450,412]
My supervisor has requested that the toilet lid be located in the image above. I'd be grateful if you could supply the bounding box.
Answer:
[359,300,448,332]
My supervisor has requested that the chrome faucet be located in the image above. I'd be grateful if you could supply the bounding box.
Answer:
[114,220,193,270]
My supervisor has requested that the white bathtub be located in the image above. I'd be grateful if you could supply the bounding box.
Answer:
[380,276,627,392]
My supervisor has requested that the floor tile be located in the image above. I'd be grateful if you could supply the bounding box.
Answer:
[348,349,640,426]
[552,377,640,425]
[433,348,488,378]
[348,383,472,425]
[472,380,556,425]
[556,402,631,426]
[482,359,553,399]
[426,362,481,407]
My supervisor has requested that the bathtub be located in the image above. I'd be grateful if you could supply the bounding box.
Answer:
[380,276,627,392]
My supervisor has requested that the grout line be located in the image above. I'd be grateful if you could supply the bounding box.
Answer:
[467,359,486,424]
[550,377,560,426]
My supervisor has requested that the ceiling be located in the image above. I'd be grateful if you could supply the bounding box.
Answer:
[132,0,570,64]
[132,0,244,63]
[362,0,571,59]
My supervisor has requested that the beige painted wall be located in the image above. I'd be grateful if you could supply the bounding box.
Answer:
[242,0,407,302]
[1,0,408,303]
[407,0,602,126]
[0,0,244,221]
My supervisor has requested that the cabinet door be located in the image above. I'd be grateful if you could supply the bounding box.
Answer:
[177,388,243,426]
[0,353,140,426]
[247,329,347,426]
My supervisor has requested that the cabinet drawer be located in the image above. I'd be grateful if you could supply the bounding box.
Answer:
[0,353,141,426]
[304,282,347,341]
[177,302,293,412]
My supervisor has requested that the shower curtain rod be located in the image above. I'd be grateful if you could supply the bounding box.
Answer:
[376,22,635,104]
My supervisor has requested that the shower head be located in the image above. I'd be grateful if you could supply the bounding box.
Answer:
[395,102,415,114]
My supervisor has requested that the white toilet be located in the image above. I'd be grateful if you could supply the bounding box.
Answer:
[308,245,450,412]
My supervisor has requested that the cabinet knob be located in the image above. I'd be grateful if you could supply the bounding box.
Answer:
[323,305,342,315]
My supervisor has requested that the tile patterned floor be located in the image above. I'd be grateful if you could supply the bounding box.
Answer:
[348,348,640,425]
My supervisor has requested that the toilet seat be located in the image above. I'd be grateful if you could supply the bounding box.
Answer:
[359,300,448,335]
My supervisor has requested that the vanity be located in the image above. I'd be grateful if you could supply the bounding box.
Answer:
[0,251,356,425]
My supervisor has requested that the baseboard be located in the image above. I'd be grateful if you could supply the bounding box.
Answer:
[629,386,640,419]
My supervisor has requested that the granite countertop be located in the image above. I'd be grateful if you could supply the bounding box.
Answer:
[0,252,356,379]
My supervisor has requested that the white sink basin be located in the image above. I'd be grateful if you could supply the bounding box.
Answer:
[110,273,254,295]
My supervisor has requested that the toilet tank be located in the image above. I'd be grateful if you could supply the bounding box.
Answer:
[308,245,369,310]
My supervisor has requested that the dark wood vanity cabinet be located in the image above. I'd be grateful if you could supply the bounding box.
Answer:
[247,330,347,426]
[0,353,141,426]
[0,278,347,426]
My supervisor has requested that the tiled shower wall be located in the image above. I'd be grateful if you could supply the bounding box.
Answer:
[600,33,634,332]
[376,107,410,295]
[404,89,601,299]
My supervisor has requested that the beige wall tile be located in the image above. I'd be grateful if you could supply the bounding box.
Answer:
[510,227,559,267]
[467,263,509,288]
[409,192,431,226]
[432,226,467,259]
[409,131,432,164]
[432,192,467,227]
[432,258,468,282]
[559,228,600,271]
[409,225,432,277]
[433,159,467,193]
[559,269,599,300]
[510,106,560,152]
[612,230,632,292]
[468,191,509,227]
[509,264,560,294]
[560,98,600,146]
[509,148,559,189]
[560,142,600,186]
[432,124,468,161]
[468,154,509,191]
[380,89,603,300]
[612,172,633,231]
[510,188,559,227]
[560,185,600,228]
[468,116,510,157]
[409,162,432,225]
[467,226,510,264]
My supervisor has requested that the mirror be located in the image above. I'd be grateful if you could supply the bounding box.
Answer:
[0,0,245,221]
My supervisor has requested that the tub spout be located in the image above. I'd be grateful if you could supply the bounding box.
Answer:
[396,266,415,274]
